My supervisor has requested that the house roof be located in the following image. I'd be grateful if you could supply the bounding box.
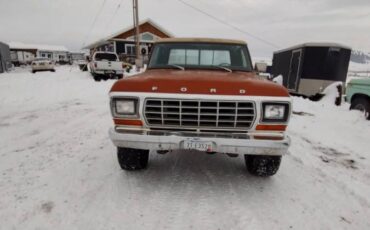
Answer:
[8,42,68,52]
[83,18,173,49]
[156,38,247,45]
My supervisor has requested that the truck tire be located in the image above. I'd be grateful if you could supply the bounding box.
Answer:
[350,97,370,120]
[93,75,101,82]
[335,84,342,106]
[244,155,282,177]
[117,147,149,170]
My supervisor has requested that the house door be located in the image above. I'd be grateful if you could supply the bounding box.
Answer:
[287,49,302,91]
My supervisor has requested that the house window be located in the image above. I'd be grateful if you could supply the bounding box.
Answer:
[42,53,46,57]
[106,43,114,52]
[126,44,136,55]
[141,33,154,41]
[127,32,157,41]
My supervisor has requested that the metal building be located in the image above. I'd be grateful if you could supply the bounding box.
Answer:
[0,42,11,73]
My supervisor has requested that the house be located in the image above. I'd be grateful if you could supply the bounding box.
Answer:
[83,19,173,64]
[68,52,86,63]
[8,42,69,65]
[0,42,11,73]
[8,42,37,66]
[37,44,69,64]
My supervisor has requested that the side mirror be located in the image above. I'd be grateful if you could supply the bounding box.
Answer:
[254,62,268,73]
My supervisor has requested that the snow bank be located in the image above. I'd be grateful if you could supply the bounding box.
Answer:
[320,81,342,105]
[273,75,283,85]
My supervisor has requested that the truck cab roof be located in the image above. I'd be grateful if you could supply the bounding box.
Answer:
[156,38,247,45]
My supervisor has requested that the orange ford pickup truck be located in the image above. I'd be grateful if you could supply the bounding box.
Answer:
[109,38,291,177]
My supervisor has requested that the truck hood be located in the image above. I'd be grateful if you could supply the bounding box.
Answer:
[349,77,370,86]
[110,69,289,97]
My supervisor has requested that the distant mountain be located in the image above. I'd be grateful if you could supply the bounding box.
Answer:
[351,50,370,64]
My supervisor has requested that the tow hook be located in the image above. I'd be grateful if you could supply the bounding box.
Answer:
[226,153,239,158]
[157,150,169,154]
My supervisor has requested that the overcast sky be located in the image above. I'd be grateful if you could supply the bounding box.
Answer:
[0,0,369,57]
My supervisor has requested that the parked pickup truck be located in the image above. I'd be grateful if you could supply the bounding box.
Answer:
[89,52,124,81]
[346,78,370,120]
[108,38,292,177]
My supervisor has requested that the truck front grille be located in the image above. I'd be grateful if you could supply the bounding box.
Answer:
[144,99,256,129]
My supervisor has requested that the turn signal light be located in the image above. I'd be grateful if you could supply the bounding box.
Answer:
[114,119,143,126]
[256,125,287,131]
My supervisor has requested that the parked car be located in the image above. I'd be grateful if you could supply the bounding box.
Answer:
[89,52,124,81]
[31,58,55,73]
[108,38,292,177]
[346,78,370,120]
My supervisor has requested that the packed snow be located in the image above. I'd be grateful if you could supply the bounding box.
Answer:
[272,74,283,85]
[0,66,370,230]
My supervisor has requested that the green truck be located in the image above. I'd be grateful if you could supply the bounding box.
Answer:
[346,77,370,120]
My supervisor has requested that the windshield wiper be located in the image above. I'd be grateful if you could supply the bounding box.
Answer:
[215,66,232,73]
[167,64,185,71]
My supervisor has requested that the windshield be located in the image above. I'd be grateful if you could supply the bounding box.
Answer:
[148,42,253,72]
[94,53,117,61]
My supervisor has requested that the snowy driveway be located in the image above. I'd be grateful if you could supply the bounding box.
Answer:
[0,66,369,230]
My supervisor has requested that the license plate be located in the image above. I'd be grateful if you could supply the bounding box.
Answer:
[183,139,213,152]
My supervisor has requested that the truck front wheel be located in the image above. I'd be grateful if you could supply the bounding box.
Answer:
[117,147,149,170]
[244,155,282,177]
[93,74,101,82]
[350,97,370,120]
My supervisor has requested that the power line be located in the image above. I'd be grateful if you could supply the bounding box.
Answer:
[103,0,125,34]
[175,0,280,48]
[82,0,108,48]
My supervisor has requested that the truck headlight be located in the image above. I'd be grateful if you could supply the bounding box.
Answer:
[112,98,138,117]
[262,102,290,122]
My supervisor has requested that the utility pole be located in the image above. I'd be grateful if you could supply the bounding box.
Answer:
[133,0,141,67]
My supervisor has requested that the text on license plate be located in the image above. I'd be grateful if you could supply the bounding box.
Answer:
[183,140,213,152]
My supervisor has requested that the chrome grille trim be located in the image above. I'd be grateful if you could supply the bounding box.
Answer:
[144,99,256,129]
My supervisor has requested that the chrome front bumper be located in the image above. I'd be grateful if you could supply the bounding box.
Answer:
[109,127,290,156]
[94,70,123,75]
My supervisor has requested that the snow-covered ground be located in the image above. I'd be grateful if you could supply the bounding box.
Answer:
[0,66,370,230]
